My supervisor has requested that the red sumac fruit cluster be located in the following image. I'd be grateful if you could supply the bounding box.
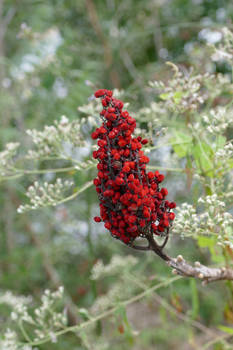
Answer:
[92,89,176,245]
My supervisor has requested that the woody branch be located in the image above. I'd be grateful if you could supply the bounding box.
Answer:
[131,233,233,283]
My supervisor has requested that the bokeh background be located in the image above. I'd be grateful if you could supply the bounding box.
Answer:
[0,1,233,349]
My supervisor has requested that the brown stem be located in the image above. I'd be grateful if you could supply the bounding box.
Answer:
[157,232,169,249]
[85,0,120,88]
[168,256,233,283]
[146,234,170,261]
[131,235,233,284]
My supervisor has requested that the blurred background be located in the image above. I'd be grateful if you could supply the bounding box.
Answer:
[0,1,233,349]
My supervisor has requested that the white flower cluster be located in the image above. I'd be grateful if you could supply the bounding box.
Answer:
[91,255,138,280]
[90,255,139,314]
[0,143,20,177]
[211,27,233,64]
[0,291,32,308]
[173,195,233,249]
[0,287,65,350]
[172,203,198,237]
[91,284,125,314]
[0,328,24,350]
[33,287,66,341]
[78,99,101,119]
[215,142,233,161]
[11,305,34,324]
[26,116,86,159]
[0,292,34,349]
[133,102,169,142]
[202,107,233,135]
[213,142,233,181]
[213,73,233,97]
[17,178,73,213]
[149,63,214,112]
[135,102,161,124]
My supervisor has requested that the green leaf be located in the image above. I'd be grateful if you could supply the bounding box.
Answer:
[173,91,183,104]
[218,325,233,334]
[78,308,91,320]
[197,236,223,263]
[159,93,170,100]
[115,305,129,325]
[193,141,213,175]
[170,132,192,158]
[228,158,233,169]
[197,236,215,249]
[115,305,134,343]
[216,135,226,150]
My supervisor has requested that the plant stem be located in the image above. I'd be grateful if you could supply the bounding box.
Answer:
[131,235,233,283]
[22,276,181,347]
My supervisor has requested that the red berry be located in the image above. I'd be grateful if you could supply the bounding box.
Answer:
[128,215,136,224]
[104,222,111,229]
[169,202,176,209]
[115,177,124,186]
[118,139,127,147]
[139,219,146,227]
[148,172,154,179]
[94,216,101,222]
[99,127,106,134]
[158,174,165,182]
[91,131,99,139]
[94,89,107,98]
[93,151,98,159]
[128,174,134,182]
[169,212,175,220]
[161,188,168,197]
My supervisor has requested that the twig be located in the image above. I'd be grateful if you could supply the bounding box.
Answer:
[13,166,77,175]
[168,256,233,283]
[120,50,142,84]
[131,234,233,283]
[147,165,184,172]
[56,181,93,205]
[146,234,170,261]
[124,272,219,338]
[202,332,233,349]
